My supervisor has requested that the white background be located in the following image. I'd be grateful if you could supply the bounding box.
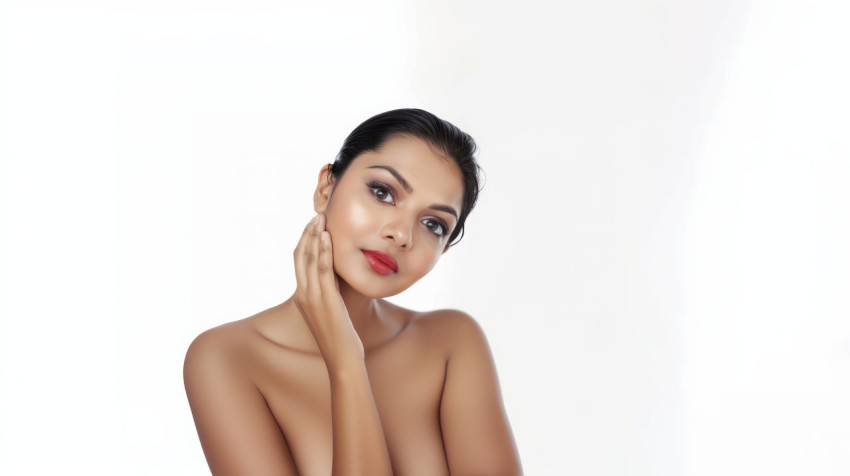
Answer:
[1,1,848,475]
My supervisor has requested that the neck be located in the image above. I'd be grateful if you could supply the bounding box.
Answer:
[335,275,382,337]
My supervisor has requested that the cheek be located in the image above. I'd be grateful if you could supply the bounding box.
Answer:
[411,247,442,276]
[325,191,374,248]
[340,198,374,232]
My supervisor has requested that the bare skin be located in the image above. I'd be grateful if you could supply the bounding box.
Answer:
[184,135,522,475]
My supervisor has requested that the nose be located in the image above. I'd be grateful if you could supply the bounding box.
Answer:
[381,216,413,249]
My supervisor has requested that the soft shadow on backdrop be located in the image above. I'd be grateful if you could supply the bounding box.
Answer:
[0,1,847,475]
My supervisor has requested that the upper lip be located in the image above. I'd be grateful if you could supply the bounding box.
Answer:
[363,249,399,272]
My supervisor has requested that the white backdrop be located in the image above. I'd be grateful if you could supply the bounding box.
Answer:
[1,1,848,475]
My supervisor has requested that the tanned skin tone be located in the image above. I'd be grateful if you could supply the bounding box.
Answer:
[183,135,522,475]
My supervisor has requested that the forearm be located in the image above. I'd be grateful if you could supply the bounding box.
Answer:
[328,361,393,476]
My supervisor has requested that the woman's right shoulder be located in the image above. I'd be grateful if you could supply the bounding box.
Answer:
[184,319,258,371]
[183,318,301,475]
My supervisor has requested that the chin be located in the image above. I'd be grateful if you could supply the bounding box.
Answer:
[335,270,416,299]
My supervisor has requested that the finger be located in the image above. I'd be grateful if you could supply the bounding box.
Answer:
[317,230,336,293]
[305,214,322,300]
[294,216,318,292]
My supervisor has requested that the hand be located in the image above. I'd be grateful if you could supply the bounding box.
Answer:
[293,214,365,371]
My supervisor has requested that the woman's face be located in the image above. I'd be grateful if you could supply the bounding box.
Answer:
[315,134,465,298]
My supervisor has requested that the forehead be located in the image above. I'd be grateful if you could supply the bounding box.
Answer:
[350,135,465,211]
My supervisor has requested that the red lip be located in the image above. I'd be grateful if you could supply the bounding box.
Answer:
[361,249,398,275]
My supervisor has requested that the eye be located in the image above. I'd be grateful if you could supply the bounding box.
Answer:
[367,181,395,205]
[421,218,449,237]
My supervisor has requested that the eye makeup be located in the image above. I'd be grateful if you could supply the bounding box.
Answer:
[367,164,459,220]
[421,217,450,237]
[364,180,452,238]
[366,180,397,204]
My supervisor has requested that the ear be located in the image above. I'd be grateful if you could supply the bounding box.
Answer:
[313,164,335,214]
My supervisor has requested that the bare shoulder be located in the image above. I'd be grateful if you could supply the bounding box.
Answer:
[412,307,481,331]
[183,316,277,385]
[183,318,299,475]
[185,320,253,361]
[403,306,490,355]
[429,308,522,474]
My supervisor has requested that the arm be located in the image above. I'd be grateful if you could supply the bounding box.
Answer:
[295,214,393,475]
[327,361,393,475]
[440,312,523,475]
[183,329,298,476]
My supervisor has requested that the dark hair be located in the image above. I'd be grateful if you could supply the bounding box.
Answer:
[329,108,481,249]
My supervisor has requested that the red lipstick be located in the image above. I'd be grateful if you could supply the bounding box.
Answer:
[361,249,398,275]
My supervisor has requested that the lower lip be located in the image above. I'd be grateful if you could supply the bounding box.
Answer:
[362,251,397,275]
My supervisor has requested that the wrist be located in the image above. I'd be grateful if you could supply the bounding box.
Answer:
[318,335,365,372]
[326,358,368,383]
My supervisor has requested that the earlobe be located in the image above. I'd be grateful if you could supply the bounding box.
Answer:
[313,165,335,214]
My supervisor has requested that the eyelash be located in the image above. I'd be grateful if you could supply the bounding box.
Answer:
[366,181,450,238]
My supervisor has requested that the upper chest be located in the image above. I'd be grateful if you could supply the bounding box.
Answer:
[247,321,452,475]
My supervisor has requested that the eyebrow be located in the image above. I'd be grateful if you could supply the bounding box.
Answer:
[367,165,459,220]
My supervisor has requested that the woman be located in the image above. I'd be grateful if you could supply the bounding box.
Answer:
[183,109,522,475]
